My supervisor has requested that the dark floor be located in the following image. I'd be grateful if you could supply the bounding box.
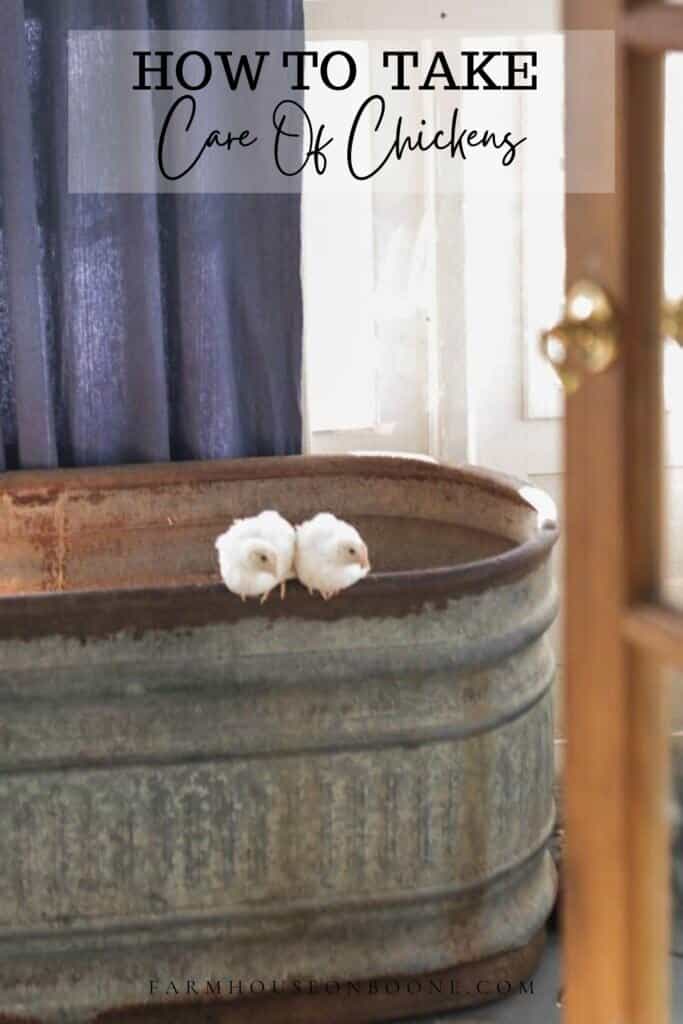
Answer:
[399,936,683,1023]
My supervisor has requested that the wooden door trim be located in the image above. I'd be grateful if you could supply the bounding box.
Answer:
[622,38,670,1024]
[564,0,674,1021]
[623,603,683,666]
[563,2,628,1019]
[621,4,683,52]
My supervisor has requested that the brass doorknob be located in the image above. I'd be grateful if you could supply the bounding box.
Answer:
[540,280,618,395]
[662,298,683,347]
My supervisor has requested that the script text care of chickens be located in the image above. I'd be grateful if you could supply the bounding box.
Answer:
[133,49,537,182]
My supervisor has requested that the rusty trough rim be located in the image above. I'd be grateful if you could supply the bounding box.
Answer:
[0,455,558,640]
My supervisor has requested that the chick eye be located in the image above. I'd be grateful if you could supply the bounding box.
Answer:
[260,554,268,563]
[348,547,356,556]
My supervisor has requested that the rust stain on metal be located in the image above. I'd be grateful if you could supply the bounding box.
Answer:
[79,489,115,506]
[55,492,67,591]
[0,456,558,639]
[6,489,61,509]
[0,454,547,505]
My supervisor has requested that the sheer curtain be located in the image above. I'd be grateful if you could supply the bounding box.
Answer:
[0,0,304,471]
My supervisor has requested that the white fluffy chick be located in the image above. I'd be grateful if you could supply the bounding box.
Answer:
[215,511,296,603]
[295,513,371,600]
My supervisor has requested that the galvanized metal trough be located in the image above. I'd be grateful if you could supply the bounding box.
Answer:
[0,455,558,1023]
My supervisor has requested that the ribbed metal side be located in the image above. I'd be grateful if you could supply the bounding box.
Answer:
[0,459,558,1022]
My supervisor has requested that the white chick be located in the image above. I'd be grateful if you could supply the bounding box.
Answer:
[295,513,371,600]
[215,510,296,603]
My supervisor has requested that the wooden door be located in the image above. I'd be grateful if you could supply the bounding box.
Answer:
[562,2,683,1022]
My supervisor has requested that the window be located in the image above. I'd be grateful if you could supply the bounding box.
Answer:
[303,20,682,480]
[302,13,567,467]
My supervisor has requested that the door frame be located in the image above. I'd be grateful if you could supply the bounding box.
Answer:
[564,2,683,1022]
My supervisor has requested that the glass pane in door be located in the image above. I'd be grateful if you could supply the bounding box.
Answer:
[664,54,683,609]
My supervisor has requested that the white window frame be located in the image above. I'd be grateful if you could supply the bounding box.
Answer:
[302,3,477,462]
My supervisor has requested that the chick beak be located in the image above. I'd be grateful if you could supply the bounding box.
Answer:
[360,547,370,571]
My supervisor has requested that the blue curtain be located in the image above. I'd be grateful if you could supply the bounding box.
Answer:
[0,0,304,470]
